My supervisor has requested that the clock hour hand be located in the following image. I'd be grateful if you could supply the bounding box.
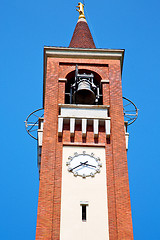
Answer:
[80,161,88,165]
[83,163,96,168]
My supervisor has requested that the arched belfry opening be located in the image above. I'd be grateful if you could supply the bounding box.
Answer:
[65,66,103,105]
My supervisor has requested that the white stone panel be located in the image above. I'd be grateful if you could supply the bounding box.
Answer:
[60,146,109,240]
[61,106,108,119]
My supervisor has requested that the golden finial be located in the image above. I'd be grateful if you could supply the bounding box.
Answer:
[76,2,86,19]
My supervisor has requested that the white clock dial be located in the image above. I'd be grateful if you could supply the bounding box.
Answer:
[66,152,102,178]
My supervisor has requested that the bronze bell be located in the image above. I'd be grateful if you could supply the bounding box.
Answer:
[73,78,95,104]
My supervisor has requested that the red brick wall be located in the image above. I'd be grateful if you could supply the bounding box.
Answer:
[36,57,133,239]
[108,64,133,239]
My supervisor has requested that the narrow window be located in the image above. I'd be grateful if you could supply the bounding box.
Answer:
[80,201,88,222]
[82,205,87,221]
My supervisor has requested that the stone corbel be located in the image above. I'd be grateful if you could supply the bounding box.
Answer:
[70,118,75,137]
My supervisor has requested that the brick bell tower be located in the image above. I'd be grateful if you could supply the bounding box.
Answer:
[34,2,135,240]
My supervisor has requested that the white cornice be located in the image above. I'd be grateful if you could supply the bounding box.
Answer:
[59,104,110,109]
[44,46,124,62]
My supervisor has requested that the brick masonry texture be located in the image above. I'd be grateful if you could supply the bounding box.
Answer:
[69,20,96,48]
[36,56,133,240]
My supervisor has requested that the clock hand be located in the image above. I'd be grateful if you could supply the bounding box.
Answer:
[70,162,83,171]
[80,161,88,165]
[83,163,96,168]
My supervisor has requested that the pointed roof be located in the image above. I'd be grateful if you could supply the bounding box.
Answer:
[69,3,96,49]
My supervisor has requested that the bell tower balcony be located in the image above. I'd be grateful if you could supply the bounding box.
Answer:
[58,104,110,138]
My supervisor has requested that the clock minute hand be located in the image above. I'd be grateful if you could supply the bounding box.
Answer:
[70,162,83,171]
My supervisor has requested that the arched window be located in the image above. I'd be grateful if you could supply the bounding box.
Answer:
[65,66,103,105]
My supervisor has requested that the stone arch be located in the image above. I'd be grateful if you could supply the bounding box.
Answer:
[64,68,103,105]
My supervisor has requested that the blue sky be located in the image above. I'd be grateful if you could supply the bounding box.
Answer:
[1,0,160,239]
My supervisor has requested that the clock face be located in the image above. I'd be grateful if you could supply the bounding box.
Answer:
[66,151,102,178]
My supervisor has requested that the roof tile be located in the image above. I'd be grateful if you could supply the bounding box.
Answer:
[69,19,96,49]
